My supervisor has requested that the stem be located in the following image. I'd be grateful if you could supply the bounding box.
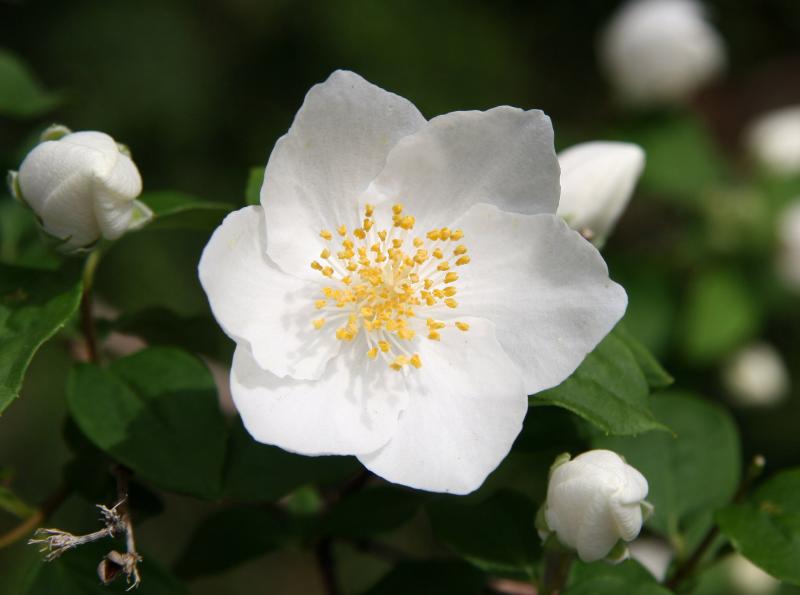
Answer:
[666,455,766,591]
[80,250,102,363]
[0,485,69,549]
[315,537,340,595]
[113,465,141,588]
[540,548,572,595]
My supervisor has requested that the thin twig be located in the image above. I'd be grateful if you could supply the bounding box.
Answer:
[666,455,766,590]
[315,537,340,595]
[107,465,142,590]
[540,548,572,595]
[79,250,102,363]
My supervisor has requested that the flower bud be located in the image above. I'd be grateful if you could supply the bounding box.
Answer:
[11,126,151,252]
[556,141,645,245]
[722,342,789,407]
[600,0,726,106]
[542,450,651,562]
[745,106,800,176]
[777,201,800,289]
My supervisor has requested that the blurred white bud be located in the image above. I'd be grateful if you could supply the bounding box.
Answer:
[722,342,789,407]
[600,0,726,106]
[777,201,800,289]
[746,106,800,176]
[557,141,645,245]
[728,554,779,595]
[12,127,151,252]
[629,538,673,582]
[543,450,651,562]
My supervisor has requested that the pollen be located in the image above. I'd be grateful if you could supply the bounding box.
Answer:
[309,204,472,370]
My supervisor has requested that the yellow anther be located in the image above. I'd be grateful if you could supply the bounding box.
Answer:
[410,353,422,369]
[398,328,415,340]
[453,245,467,256]
[413,237,424,248]
[311,260,323,271]
[378,340,390,353]
[444,272,459,283]
[354,228,366,240]
[315,299,327,309]
[392,238,403,249]
[445,298,458,308]
[342,239,354,250]
[320,230,333,240]
[365,204,375,217]
[342,276,352,285]
[428,331,441,341]
[313,318,326,329]
[433,248,443,259]
[367,347,378,359]
[390,355,409,371]
[322,267,334,277]
[399,215,415,229]
[337,224,347,237]
[455,321,470,331]
[335,327,353,340]
[363,218,374,232]
[360,306,374,318]
[455,255,471,266]
[320,248,331,259]
[392,203,404,215]
[378,230,387,241]
[437,262,450,271]
[426,230,441,241]
[409,273,420,283]
[450,229,464,241]
[347,262,358,272]
[440,228,451,240]
[443,286,457,297]
[423,278,434,289]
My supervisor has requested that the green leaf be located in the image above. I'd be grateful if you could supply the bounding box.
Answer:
[532,330,667,436]
[245,167,264,206]
[20,541,187,594]
[614,324,673,390]
[630,114,728,204]
[0,485,36,519]
[66,347,227,499]
[0,264,82,414]
[680,269,760,364]
[564,559,672,595]
[174,505,296,580]
[593,392,741,553]
[717,469,800,585]
[138,191,232,231]
[223,418,358,501]
[427,490,540,578]
[0,49,60,118]
[361,560,485,595]
[321,486,425,538]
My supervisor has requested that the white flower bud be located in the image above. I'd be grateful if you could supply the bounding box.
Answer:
[13,128,151,252]
[543,450,651,562]
[777,201,800,289]
[556,141,645,245]
[600,0,726,106]
[745,106,800,176]
[722,342,789,407]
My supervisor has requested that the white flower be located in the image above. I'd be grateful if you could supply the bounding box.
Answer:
[600,0,726,106]
[722,342,789,407]
[543,450,651,562]
[198,71,627,494]
[778,201,800,289]
[556,141,645,245]
[746,106,800,176]
[727,554,779,595]
[11,127,150,252]
[629,538,673,582]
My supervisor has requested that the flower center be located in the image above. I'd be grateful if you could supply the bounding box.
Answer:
[309,203,471,371]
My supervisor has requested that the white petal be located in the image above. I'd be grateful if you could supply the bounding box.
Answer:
[361,107,560,231]
[230,342,407,456]
[358,317,527,494]
[262,70,426,279]
[557,141,644,243]
[198,206,340,380]
[453,204,627,394]
[575,494,621,562]
[93,151,142,239]
[609,500,644,542]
